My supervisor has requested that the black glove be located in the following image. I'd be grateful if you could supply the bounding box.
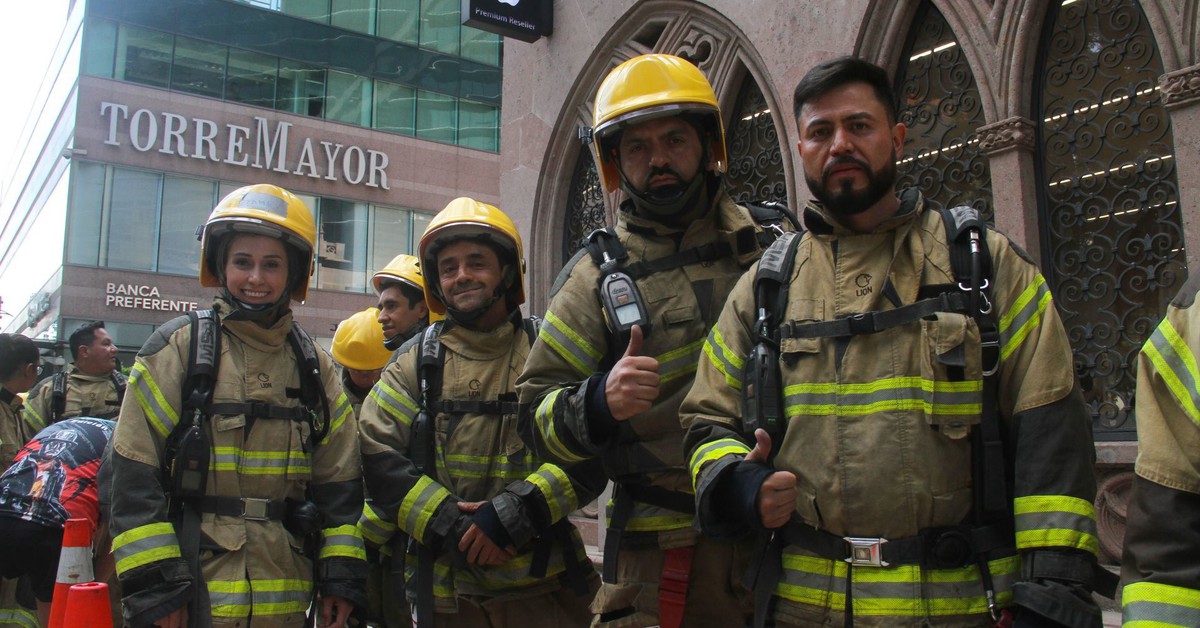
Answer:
[117,557,193,628]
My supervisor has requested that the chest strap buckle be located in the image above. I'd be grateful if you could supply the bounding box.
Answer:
[241,498,272,520]
[844,536,889,567]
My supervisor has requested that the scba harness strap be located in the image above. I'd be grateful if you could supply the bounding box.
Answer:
[51,367,127,423]
[743,206,1015,627]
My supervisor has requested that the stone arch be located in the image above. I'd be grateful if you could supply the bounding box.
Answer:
[525,0,794,312]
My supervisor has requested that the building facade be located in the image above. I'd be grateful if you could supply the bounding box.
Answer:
[498,0,1200,564]
[0,0,503,366]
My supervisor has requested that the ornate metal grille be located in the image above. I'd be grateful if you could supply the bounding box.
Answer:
[1036,0,1184,438]
[725,75,786,205]
[894,1,993,220]
[562,147,608,265]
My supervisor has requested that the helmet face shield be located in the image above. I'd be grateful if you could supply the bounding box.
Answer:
[591,54,727,193]
[199,184,317,302]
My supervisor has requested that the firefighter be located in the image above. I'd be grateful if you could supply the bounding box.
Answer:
[516,53,790,627]
[1120,273,1200,626]
[358,197,600,627]
[24,320,126,433]
[680,56,1106,627]
[108,184,368,628]
[0,333,40,628]
[332,307,392,412]
[373,254,433,350]
[330,308,412,628]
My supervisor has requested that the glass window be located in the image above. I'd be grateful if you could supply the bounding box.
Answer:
[291,192,320,292]
[412,211,432,244]
[457,100,498,151]
[331,0,376,34]
[115,24,172,88]
[460,27,499,66]
[377,0,419,45]
[280,0,330,22]
[105,168,162,272]
[420,0,459,55]
[316,199,369,291]
[227,49,278,109]
[371,206,414,274]
[374,80,416,135]
[326,70,372,126]
[171,36,227,98]
[67,162,106,266]
[158,176,214,276]
[416,90,456,144]
[82,19,118,78]
[277,61,325,117]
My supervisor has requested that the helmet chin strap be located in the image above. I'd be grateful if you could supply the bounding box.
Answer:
[383,316,430,351]
[621,172,710,226]
[222,289,290,323]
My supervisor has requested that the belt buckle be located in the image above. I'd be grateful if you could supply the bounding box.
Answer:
[844,536,889,567]
[241,498,271,520]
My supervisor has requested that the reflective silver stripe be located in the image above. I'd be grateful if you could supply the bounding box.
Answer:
[443,450,536,481]
[368,382,420,427]
[529,463,578,523]
[399,476,452,542]
[541,311,601,376]
[657,338,703,384]
[130,363,180,438]
[1123,600,1200,627]
[703,328,744,388]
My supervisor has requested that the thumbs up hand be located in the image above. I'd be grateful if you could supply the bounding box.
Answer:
[746,429,797,530]
[605,325,660,421]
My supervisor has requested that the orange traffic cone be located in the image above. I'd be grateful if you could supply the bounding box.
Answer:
[61,582,113,628]
[48,518,94,628]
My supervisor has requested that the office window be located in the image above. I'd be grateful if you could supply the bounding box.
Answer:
[460,27,499,66]
[416,90,455,144]
[419,0,459,55]
[280,0,329,22]
[412,211,432,244]
[67,162,106,266]
[377,0,419,45]
[227,49,278,109]
[115,24,172,88]
[317,199,369,291]
[457,101,497,151]
[371,206,414,275]
[326,70,372,126]
[332,0,376,34]
[374,80,416,135]
[82,19,118,78]
[277,61,326,117]
[159,176,214,276]
[171,36,226,98]
[105,168,161,271]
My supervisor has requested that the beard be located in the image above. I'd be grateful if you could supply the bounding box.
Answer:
[805,152,898,218]
[641,165,690,204]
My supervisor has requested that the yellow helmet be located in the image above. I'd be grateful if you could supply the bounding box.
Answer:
[418,197,524,315]
[198,184,317,302]
[332,307,392,371]
[591,54,727,193]
[372,254,425,295]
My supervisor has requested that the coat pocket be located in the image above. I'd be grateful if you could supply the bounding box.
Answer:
[918,312,983,439]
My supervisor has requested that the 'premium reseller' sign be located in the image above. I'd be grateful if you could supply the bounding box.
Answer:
[462,0,552,43]
[98,101,392,190]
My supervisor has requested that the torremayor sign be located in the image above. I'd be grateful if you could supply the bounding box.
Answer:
[98,101,392,190]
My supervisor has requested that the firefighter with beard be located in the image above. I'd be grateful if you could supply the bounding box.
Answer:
[680,57,1105,627]
[373,255,433,351]
[358,198,600,627]
[109,184,368,628]
[516,53,792,628]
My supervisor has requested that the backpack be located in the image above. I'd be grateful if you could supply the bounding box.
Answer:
[51,368,127,423]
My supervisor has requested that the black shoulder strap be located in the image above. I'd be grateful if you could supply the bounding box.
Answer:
[111,371,127,405]
[522,315,540,346]
[51,371,67,423]
[411,322,445,478]
[182,309,221,419]
[286,322,330,444]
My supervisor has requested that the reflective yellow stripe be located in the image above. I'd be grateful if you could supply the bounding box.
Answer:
[657,338,703,385]
[319,524,367,560]
[1122,581,1200,627]
[130,363,180,438]
[1143,317,1200,427]
[359,501,396,547]
[320,392,354,446]
[534,389,589,464]
[1013,495,1098,553]
[399,475,452,543]
[208,578,311,618]
[112,522,182,575]
[999,274,1052,361]
[689,438,751,491]
[528,463,578,523]
[541,311,602,377]
[777,550,1018,617]
[369,382,420,428]
[784,377,982,417]
[212,446,311,475]
[444,450,537,481]
[703,327,744,389]
[0,607,39,628]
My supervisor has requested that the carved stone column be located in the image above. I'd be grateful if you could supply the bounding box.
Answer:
[977,116,1042,263]
[1161,64,1200,275]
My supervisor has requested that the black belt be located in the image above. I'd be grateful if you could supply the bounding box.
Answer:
[198,496,288,521]
[777,520,1014,569]
[208,402,309,421]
